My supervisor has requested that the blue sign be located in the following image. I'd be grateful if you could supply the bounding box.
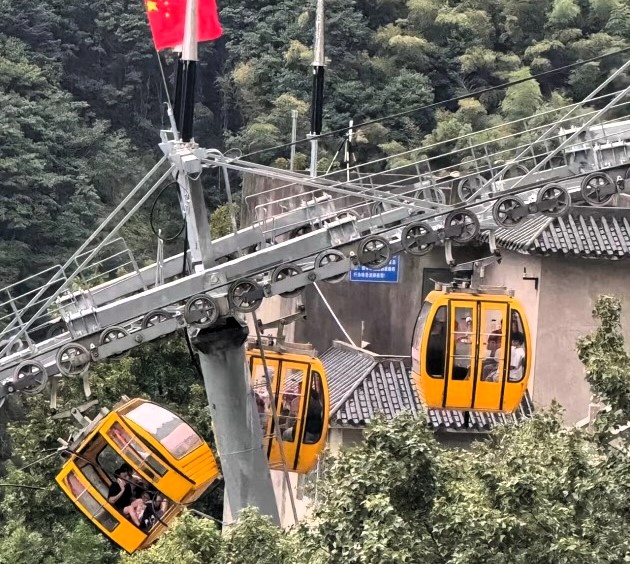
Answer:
[350,255,400,283]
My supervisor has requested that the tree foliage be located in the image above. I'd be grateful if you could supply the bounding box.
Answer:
[2,0,630,558]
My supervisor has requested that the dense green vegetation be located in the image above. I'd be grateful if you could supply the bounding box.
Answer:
[2,0,630,561]
[1,0,629,274]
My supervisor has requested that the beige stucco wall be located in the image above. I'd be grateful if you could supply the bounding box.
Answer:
[484,252,630,424]
[535,256,630,423]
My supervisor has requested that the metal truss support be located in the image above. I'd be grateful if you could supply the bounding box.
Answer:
[174,148,215,271]
[191,317,280,524]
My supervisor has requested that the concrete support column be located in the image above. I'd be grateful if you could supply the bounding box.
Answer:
[192,317,280,524]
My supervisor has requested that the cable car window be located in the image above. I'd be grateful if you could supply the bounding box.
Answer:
[106,422,167,480]
[252,364,274,435]
[81,464,110,499]
[426,306,446,378]
[65,471,119,532]
[509,311,526,382]
[280,368,304,443]
[123,403,203,460]
[411,302,432,374]
[303,371,324,445]
[480,309,505,382]
[452,307,473,380]
[97,444,125,477]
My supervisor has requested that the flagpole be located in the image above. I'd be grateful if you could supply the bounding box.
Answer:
[309,0,325,178]
[170,0,281,527]
[178,0,198,142]
[173,52,184,137]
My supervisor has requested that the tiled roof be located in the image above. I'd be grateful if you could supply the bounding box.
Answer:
[485,206,630,258]
[320,344,377,410]
[490,214,553,252]
[321,342,533,432]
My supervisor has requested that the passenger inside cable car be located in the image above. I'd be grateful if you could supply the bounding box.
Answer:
[56,398,220,553]
[248,345,329,474]
[411,289,531,413]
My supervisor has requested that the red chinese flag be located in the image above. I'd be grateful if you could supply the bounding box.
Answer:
[144,0,223,51]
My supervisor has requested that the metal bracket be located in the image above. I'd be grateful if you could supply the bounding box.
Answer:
[256,305,307,344]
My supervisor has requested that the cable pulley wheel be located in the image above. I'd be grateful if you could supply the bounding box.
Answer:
[228,278,263,313]
[499,163,529,180]
[418,186,446,205]
[401,222,435,256]
[271,263,305,298]
[457,175,487,202]
[56,343,91,377]
[580,172,615,206]
[99,326,130,359]
[99,326,129,345]
[371,201,393,216]
[444,209,480,243]
[289,224,314,240]
[537,183,571,217]
[492,195,526,228]
[46,322,67,340]
[142,309,173,329]
[357,236,391,269]
[314,249,347,284]
[184,294,220,328]
[13,361,48,395]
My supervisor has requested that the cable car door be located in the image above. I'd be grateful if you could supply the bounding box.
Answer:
[473,302,508,411]
[270,358,311,471]
[444,301,477,409]
[101,418,192,503]
[249,354,281,455]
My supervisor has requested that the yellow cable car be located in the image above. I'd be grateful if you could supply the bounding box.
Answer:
[247,340,329,474]
[56,397,219,553]
[411,287,531,413]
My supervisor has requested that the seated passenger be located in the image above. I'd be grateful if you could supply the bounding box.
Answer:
[108,466,133,512]
[281,382,302,440]
[125,491,151,528]
[509,332,526,381]
[303,389,323,444]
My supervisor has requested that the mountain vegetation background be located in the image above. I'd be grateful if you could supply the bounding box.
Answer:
[1,0,630,561]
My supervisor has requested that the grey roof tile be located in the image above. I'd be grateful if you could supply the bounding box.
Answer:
[482,206,630,258]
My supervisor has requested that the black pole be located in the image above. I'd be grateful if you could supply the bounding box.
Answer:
[179,60,197,143]
[174,56,185,134]
[310,66,325,136]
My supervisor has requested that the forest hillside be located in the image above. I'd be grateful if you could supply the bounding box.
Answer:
[2,0,630,561]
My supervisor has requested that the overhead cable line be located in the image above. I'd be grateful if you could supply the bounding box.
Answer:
[238,45,630,160]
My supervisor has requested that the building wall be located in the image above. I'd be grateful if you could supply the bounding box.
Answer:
[535,256,630,423]
[483,251,630,423]
[295,246,484,356]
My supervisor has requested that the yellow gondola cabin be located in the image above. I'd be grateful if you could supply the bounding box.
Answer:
[247,340,329,474]
[411,287,531,413]
[56,397,219,553]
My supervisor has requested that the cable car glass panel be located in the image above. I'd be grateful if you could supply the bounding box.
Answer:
[81,463,110,499]
[100,420,192,503]
[426,305,447,378]
[279,365,305,443]
[445,301,476,409]
[251,356,280,453]
[474,303,508,411]
[64,470,120,533]
[123,403,203,459]
[303,370,324,445]
[508,310,527,383]
[411,301,432,375]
